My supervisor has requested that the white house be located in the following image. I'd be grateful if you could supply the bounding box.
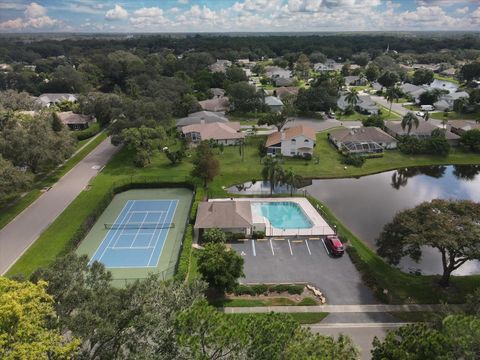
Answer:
[265,96,284,112]
[37,93,78,108]
[266,125,316,157]
[182,122,244,146]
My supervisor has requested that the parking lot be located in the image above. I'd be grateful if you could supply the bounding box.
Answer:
[230,238,377,305]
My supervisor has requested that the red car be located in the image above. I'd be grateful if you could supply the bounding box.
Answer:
[325,235,344,256]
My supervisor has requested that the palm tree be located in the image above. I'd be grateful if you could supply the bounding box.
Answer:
[385,86,400,115]
[345,88,359,108]
[282,169,303,196]
[261,156,283,195]
[401,112,420,135]
[424,111,430,122]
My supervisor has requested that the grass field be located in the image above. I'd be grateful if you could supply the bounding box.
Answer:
[430,111,479,121]
[0,131,108,231]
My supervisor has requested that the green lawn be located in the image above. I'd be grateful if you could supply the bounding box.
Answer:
[0,132,108,231]
[434,74,460,85]
[430,111,479,121]
[335,107,401,122]
[226,312,329,325]
[210,297,296,307]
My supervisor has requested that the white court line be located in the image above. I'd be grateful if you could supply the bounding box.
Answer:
[111,210,136,248]
[93,200,135,264]
[146,206,169,248]
[129,212,149,248]
[150,200,179,267]
[130,210,167,214]
[146,200,173,266]
[251,239,256,256]
[288,239,293,255]
[269,239,275,255]
[110,246,155,250]
[305,239,312,255]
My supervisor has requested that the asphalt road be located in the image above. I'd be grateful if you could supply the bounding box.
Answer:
[231,238,377,305]
[309,322,404,360]
[0,137,119,275]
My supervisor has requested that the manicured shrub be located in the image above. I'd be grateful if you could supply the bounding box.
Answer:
[202,227,227,244]
[174,225,193,282]
[270,284,289,293]
[75,123,101,141]
[233,284,255,296]
[341,153,365,167]
[287,285,304,295]
[251,284,269,295]
[252,231,266,239]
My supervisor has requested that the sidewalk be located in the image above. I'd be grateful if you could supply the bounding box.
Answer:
[221,304,462,313]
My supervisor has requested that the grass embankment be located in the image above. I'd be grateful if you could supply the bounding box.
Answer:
[430,111,479,121]
[307,196,480,304]
[0,132,108,231]
[226,312,329,325]
[434,74,460,85]
[7,130,480,297]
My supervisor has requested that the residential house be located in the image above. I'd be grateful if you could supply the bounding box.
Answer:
[181,122,244,146]
[37,93,78,108]
[265,96,284,112]
[314,59,342,72]
[434,91,470,111]
[209,59,232,73]
[337,93,379,115]
[0,64,12,72]
[399,83,427,102]
[23,65,36,72]
[441,67,456,77]
[344,76,367,86]
[176,111,229,128]
[194,200,254,237]
[447,120,480,136]
[329,127,397,154]
[198,97,230,112]
[275,86,299,100]
[55,111,96,130]
[210,88,225,98]
[265,125,316,157]
[384,121,460,145]
[273,77,295,86]
[264,66,294,86]
[236,59,256,68]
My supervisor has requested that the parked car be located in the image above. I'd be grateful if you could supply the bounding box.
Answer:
[415,111,425,117]
[325,235,345,256]
[420,105,434,111]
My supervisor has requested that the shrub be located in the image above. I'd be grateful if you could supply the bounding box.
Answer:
[251,284,269,295]
[303,153,312,160]
[202,227,227,244]
[297,297,318,306]
[460,129,480,153]
[341,153,365,167]
[270,284,289,293]
[75,123,101,141]
[174,225,193,282]
[233,284,255,296]
[362,115,384,128]
[252,231,266,239]
[287,285,304,295]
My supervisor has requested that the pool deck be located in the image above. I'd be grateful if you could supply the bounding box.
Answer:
[210,197,334,237]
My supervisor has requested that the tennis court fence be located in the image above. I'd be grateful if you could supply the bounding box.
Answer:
[104,222,175,230]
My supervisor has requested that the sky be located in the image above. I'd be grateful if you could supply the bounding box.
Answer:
[0,0,479,33]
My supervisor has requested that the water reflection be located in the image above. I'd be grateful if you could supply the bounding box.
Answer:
[305,165,480,275]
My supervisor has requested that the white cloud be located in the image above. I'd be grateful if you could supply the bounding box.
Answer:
[24,2,47,18]
[456,6,469,14]
[105,5,128,20]
[133,7,164,18]
[0,2,25,11]
[0,18,24,31]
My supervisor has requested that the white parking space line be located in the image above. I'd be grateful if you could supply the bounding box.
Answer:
[269,239,275,255]
[287,239,293,255]
[321,238,330,255]
[305,240,312,255]
[251,239,256,257]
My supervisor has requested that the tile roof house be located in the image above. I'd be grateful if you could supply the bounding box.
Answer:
[384,121,460,145]
[337,94,379,115]
[182,122,244,145]
[194,200,253,235]
[275,86,299,100]
[344,75,367,86]
[55,111,96,130]
[210,88,226,98]
[176,111,229,128]
[447,120,480,135]
[266,125,316,157]
[399,83,427,101]
[329,127,398,153]
[264,96,284,112]
[434,91,470,111]
[209,59,232,73]
[38,93,78,107]
[198,97,230,112]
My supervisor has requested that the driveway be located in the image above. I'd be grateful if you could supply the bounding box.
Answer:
[0,137,120,275]
[230,238,377,305]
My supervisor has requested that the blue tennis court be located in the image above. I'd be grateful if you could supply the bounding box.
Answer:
[89,199,178,268]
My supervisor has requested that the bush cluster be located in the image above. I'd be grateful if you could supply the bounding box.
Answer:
[233,283,304,296]
[398,134,450,156]
[75,123,101,141]
[341,153,366,167]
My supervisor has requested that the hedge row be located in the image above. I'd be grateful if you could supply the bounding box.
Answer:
[75,123,101,141]
[174,225,193,282]
[233,283,304,296]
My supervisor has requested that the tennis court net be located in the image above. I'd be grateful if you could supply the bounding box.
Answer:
[104,222,175,230]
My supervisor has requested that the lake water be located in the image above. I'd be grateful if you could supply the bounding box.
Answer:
[427,79,458,93]
[305,165,480,275]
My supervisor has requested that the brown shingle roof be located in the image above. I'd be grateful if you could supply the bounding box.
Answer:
[194,201,253,229]
[266,125,316,147]
[448,120,480,131]
[182,122,244,141]
[198,97,230,112]
[385,121,460,140]
[330,127,396,143]
[56,111,95,125]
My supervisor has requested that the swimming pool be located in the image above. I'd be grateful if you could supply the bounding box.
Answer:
[251,202,313,229]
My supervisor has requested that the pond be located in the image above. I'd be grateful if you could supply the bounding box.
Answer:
[304,165,480,276]
[427,79,458,93]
